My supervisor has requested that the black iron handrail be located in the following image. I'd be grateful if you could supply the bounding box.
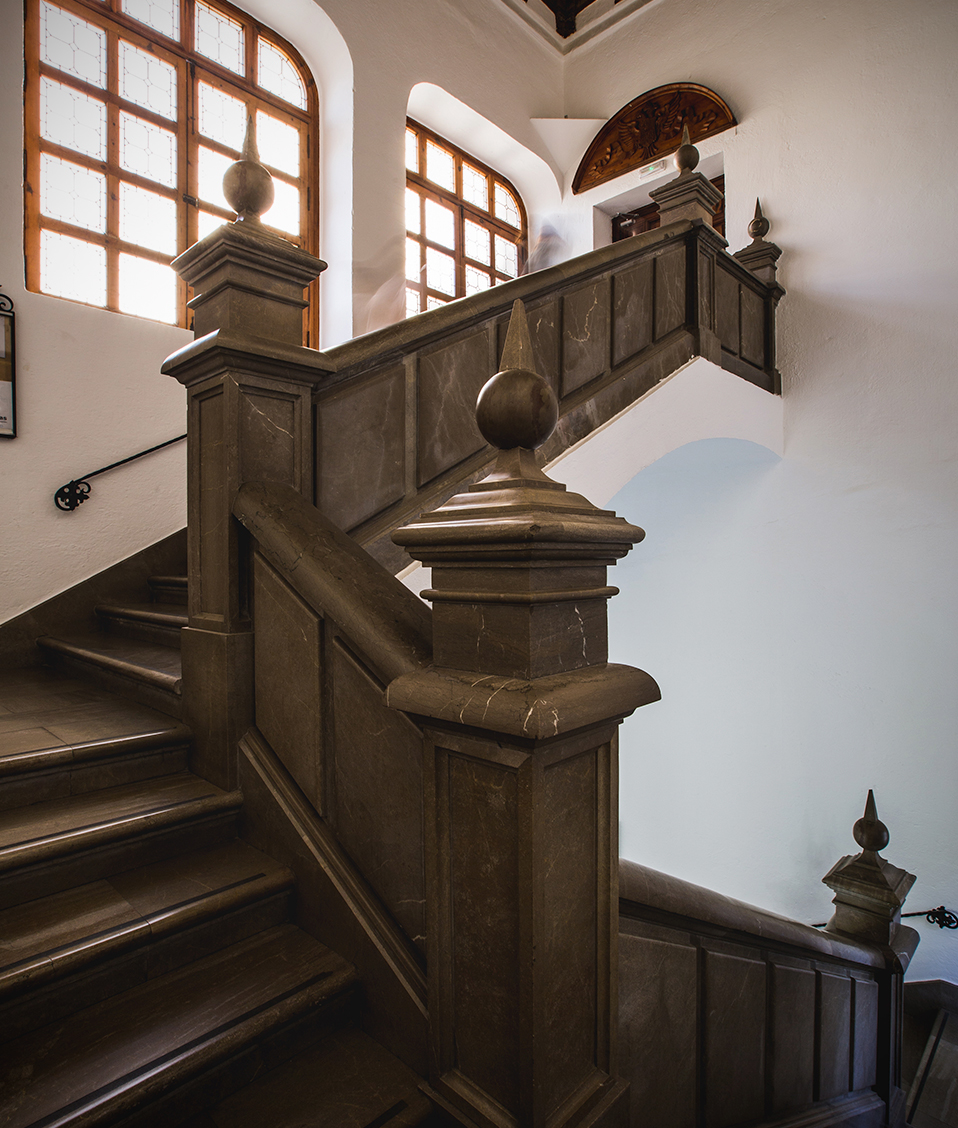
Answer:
[54,434,186,511]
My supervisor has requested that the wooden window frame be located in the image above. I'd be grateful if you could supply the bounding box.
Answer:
[405,118,527,314]
[24,0,320,343]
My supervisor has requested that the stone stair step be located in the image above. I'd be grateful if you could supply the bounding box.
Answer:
[0,839,293,1042]
[36,635,183,717]
[0,773,242,910]
[149,575,188,606]
[0,924,358,1128]
[181,1026,435,1128]
[0,688,190,811]
[96,602,188,648]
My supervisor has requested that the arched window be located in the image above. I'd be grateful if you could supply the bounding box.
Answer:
[24,0,319,339]
[404,119,526,316]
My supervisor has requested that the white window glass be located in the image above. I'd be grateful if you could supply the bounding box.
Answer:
[464,220,490,265]
[119,253,177,323]
[461,164,488,210]
[40,154,106,232]
[257,38,306,109]
[40,78,107,160]
[119,41,177,120]
[495,234,518,277]
[424,199,455,250]
[494,183,521,228]
[465,265,491,296]
[41,230,106,305]
[405,288,421,317]
[405,188,421,235]
[121,0,179,41]
[197,210,226,240]
[120,181,177,254]
[405,128,418,173]
[405,236,421,283]
[41,2,107,87]
[256,110,298,176]
[261,178,299,235]
[426,246,455,295]
[198,82,246,150]
[197,146,233,209]
[425,141,454,191]
[194,1,245,76]
[120,111,177,187]
[426,295,447,311]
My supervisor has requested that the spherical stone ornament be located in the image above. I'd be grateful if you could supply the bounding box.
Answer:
[476,367,559,451]
[853,813,890,853]
[223,160,274,220]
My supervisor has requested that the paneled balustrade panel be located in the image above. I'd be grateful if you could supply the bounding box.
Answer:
[315,223,781,570]
[249,552,426,954]
[618,906,883,1128]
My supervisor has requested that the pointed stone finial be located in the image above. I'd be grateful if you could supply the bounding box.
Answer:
[675,124,700,174]
[854,789,890,853]
[748,197,771,241]
[822,790,916,945]
[223,115,274,222]
[475,300,558,451]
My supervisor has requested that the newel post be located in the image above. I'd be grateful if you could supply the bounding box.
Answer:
[162,121,329,789]
[822,792,919,1125]
[386,301,661,1128]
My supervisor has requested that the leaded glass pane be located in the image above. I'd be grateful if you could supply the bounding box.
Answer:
[464,265,491,296]
[426,295,447,311]
[40,77,106,160]
[461,164,488,210]
[40,2,106,87]
[41,230,106,305]
[405,188,421,235]
[119,40,177,120]
[198,81,246,150]
[256,110,298,176]
[495,234,518,277]
[40,154,106,232]
[119,253,177,323]
[405,236,421,283]
[121,0,179,41]
[494,183,521,227]
[257,38,306,109]
[464,220,490,265]
[197,145,232,210]
[425,141,454,191]
[120,111,177,188]
[426,247,455,295]
[119,181,177,253]
[405,128,418,173]
[425,199,455,250]
[197,210,226,240]
[261,178,299,235]
[194,1,245,76]
[406,288,421,317]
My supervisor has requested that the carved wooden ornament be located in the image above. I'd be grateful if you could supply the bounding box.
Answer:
[573,83,737,194]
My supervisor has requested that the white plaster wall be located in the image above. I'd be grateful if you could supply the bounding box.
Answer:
[562,0,958,983]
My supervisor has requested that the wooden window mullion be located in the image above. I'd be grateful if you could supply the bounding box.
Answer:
[105,25,120,311]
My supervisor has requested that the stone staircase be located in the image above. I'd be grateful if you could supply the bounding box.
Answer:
[0,571,432,1128]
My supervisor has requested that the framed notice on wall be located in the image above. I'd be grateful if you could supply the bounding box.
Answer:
[0,290,14,438]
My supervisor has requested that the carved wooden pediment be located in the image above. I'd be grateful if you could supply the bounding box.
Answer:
[573,83,736,194]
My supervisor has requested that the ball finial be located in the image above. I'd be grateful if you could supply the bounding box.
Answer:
[223,115,274,222]
[476,300,558,451]
[853,790,890,853]
[748,197,771,240]
[675,124,700,174]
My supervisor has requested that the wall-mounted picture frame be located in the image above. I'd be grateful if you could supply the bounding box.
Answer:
[0,289,15,438]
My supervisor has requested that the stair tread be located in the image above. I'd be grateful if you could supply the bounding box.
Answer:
[0,840,292,999]
[96,603,188,627]
[37,634,183,694]
[0,772,239,870]
[193,1026,430,1128]
[0,924,357,1128]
